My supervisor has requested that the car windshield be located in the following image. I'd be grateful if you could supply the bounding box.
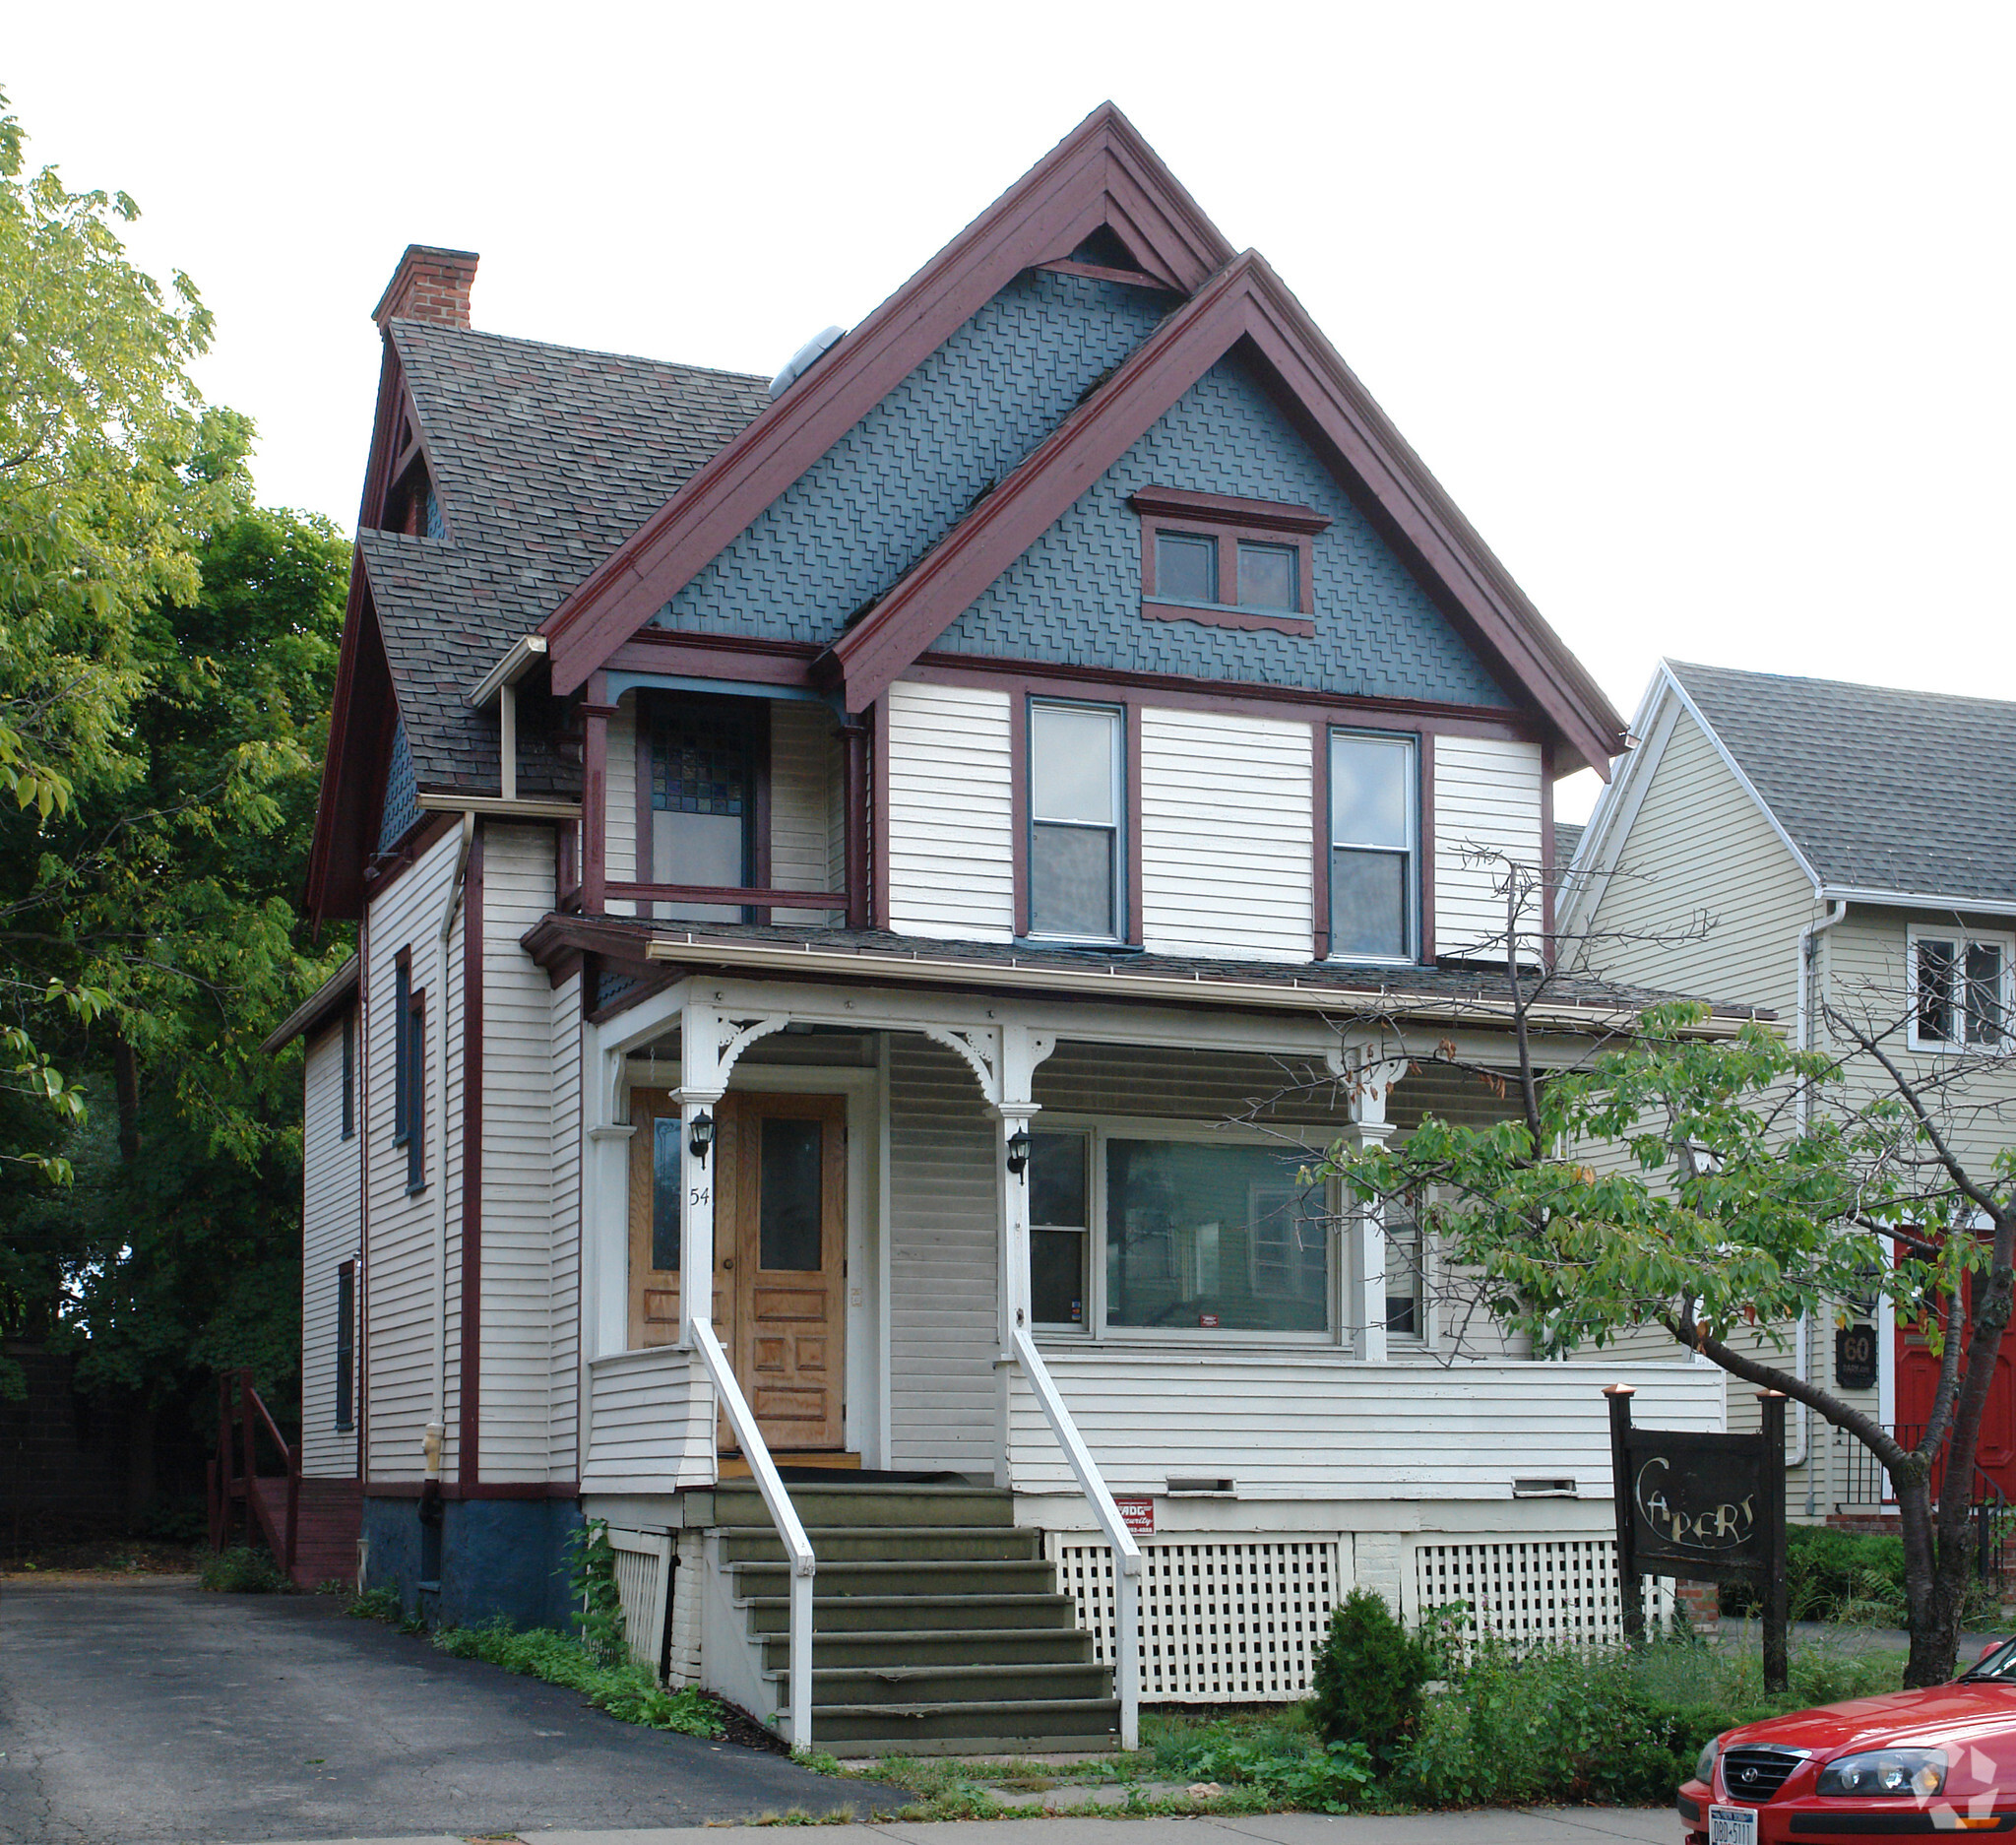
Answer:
[1961,1638,2016,1682]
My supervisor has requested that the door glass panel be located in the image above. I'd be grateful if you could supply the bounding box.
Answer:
[651,1116,681,1270]
[759,1116,823,1271]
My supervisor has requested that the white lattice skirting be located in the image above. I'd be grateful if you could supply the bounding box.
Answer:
[1047,1537,1342,1702]
[605,1525,673,1673]
[1403,1538,1673,1650]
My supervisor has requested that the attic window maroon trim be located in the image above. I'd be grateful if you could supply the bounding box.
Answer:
[1130,486,1328,638]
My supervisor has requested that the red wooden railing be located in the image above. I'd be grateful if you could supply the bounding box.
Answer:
[208,1368,299,1576]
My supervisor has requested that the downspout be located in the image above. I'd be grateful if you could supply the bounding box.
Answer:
[1795,897,1850,1507]
[427,812,478,1489]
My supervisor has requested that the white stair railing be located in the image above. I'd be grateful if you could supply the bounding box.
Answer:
[691,1319,815,1750]
[1012,1324,1141,1749]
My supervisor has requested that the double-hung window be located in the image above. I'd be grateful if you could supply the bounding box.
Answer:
[645,696,760,922]
[1328,731,1418,961]
[1911,925,2010,1050]
[341,1011,355,1140]
[335,1259,356,1431]
[1028,700,1123,942]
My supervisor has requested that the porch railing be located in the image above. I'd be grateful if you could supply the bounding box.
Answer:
[691,1319,816,1750]
[1841,1423,2010,1588]
[208,1368,299,1577]
[1012,1325,1142,1750]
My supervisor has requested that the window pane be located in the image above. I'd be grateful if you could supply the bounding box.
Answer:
[759,1116,823,1271]
[1032,1228,1086,1326]
[1030,1131,1088,1228]
[1032,822,1116,938]
[652,809,746,922]
[1105,1138,1327,1333]
[1331,734,1411,848]
[1031,705,1117,824]
[1918,939,1958,1044]
[1332,848,1409,958]
[1237,541,1296,610]
[1384,1214,1420,1335]
[1967,942,2003,1045]
[651,1116,682,1271]
[1156,531,1217,604]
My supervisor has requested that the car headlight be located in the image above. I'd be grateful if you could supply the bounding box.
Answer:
[1815,1749,1946,1798]
[1695,1736,1721,1785]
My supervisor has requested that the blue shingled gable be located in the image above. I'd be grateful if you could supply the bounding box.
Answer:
[944,354,1511,707]
[654,269,1168,645]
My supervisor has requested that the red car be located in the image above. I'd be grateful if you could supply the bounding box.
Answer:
[1677,1636,2016,1842]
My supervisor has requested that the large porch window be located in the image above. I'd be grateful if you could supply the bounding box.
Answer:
[1029,1125,1334,1338]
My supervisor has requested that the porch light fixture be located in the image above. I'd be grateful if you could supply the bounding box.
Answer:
[1005,1126,1032,1177]
[688,1109,716,1163]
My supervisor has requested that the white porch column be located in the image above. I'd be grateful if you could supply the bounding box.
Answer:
[676,996,724,1355]
[1343,1058,1405,1364]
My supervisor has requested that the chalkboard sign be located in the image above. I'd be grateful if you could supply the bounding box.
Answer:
[1837,1324,1878,1392]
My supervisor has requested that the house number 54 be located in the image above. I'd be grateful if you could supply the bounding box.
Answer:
[689,1184,711,1208]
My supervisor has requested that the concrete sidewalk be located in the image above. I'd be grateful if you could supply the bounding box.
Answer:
[253,1813,1680,1845]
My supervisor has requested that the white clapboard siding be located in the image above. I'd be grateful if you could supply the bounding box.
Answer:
[479,823,564,1483]
[886,680,1014,941]
[300,1013,361,1478]
[888,1035,1000,1474]
[548,966,583,1482]
[363,828,466,1482]
[770,700,841,924]
[1140,709,1313,962]
[1433,736,1544,961]
[1007,1354,1721,1500]
[605,704,637,917]
[583,1348,714,1493]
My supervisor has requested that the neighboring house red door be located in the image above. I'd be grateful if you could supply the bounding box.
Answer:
[1894,1284,2016,1496]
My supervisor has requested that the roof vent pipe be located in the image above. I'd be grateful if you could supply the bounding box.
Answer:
[768,325,845,400]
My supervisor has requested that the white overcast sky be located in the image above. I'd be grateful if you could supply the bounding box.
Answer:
[9,3,2012,817]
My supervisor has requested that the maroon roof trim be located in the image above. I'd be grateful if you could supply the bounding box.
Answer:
[540,103,1234,698]
[817,252,1626,777]
[305,567,397,924]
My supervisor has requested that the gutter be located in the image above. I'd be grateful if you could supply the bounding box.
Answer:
[638,934,1761,1036]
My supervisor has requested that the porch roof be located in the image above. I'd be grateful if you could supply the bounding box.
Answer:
[522,914,1771,1035]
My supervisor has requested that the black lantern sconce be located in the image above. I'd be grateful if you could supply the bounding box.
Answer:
[1005,1126,1032,1177]
[688,1109,716,1164]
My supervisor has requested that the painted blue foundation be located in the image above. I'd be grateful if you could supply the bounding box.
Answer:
[361,1495,583,1628]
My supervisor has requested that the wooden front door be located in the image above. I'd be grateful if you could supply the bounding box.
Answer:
[628,1089,848,1452]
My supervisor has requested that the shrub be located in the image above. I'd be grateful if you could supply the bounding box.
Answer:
[1308,1588,1432,1765]
[1722,1525,1905,1622]
[200,1546,285,1594]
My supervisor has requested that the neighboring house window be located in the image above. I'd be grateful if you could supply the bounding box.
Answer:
[1911,925,2011,1050]
[1384,1206,1423,1337]
[341,1010,355,1140]
[1028,700,1123,942]
[1129,485,1328,637]
[644,695,762,922]
[393,952,424,1192]
[1329,731,1418,962]
[336,1260,356,1431]
[1030,1130,1090,1327]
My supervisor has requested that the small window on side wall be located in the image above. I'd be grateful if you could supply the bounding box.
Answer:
[336,1259,356,1431]
[1911,926,2010,1050]
[1028,701,1123,943]
[1329,731,1418,962]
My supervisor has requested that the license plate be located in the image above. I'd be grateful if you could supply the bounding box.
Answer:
[1708,1808,1758,1845]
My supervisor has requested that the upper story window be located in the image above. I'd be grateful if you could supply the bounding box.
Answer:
[392,951,425,1192]
[1911,925,2010,1050]
[340,1010,355,1140]
[1329,731,1418,963]
[646,696,761,922]
[1028,699,1123,943]
[1130,485,1329,637]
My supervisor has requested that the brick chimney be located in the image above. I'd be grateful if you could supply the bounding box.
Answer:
[372,244,479,330]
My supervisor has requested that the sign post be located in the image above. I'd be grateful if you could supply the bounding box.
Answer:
[1605,1383,1789,1690]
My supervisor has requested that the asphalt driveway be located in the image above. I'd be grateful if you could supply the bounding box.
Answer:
[0,1579,893,1845]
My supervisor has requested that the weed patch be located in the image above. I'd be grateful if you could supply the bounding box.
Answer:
[199,1546,286,1594]
[431,1619,724,1738]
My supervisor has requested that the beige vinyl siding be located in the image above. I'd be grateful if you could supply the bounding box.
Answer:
[770,700,840,924]
[886,680,1014,941]
[1140,709,1313,963]
[478,823,567,1483]
[1572,706,1812,1016]
[605,704,637,917]
[1007,1354,1721,1499]
[300,1013,361,1478]
[887,1035,999,1474]
[1432,736,1545,960]
[363,828,465,1483]
[582,1349,713,1493]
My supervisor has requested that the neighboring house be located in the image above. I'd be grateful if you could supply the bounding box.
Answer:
[1562,658,2016,1527]
[269,105,1728,1753]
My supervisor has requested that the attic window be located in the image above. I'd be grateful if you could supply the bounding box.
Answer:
[1129,486,1327,638]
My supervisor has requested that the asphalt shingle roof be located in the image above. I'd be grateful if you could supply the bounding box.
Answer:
[1670,660,2016,906]
[365,320,770,793]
